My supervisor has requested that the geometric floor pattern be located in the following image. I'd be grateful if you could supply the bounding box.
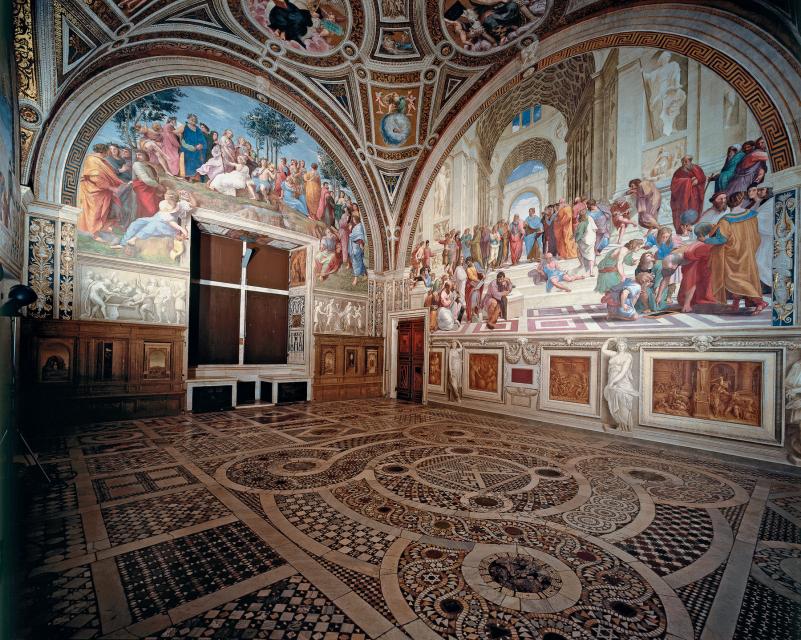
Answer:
[15,399,801,639]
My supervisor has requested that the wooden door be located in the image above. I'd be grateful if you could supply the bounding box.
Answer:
[397,318,424,403]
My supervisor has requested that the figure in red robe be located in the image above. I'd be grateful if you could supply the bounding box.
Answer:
[670,155,706,232]
[509,215,524,265]
[676,238,716,312]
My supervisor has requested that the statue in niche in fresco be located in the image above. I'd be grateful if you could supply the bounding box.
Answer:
[643,51,686,138]
[433,162,451,219]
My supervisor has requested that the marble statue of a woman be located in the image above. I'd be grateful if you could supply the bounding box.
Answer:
[601,338,638,432]
[448,340,463,402]
[785,360,801,465]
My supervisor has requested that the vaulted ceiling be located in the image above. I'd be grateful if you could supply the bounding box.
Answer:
[476,53,594,165]
[497,138,558,188]
[12,0,801,271]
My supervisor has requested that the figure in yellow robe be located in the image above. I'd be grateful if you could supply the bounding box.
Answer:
[706,209,765,309]
[555,203,578,259]
[304,166,322,219]
[77,147,123,238]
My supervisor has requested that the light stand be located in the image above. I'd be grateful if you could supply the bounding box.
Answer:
[0,284,56,485]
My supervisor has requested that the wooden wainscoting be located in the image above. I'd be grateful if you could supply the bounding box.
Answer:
[21,319,185,428]
[313,334,384,401]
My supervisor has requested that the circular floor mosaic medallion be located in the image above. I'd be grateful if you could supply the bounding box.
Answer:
[416,454,533,494]
[463,545,582,613]
[487,555,560,596]
[628,469,668,482]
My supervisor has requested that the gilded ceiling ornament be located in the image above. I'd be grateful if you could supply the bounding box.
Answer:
[520,36,540,77]
[13,0,38,101]
[19,105,39,124]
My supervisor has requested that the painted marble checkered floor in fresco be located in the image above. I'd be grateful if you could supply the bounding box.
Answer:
[15,399,801,639]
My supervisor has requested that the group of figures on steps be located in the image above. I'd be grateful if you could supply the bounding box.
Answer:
[418,137,773,331]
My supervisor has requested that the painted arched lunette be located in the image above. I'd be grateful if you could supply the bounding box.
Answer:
[506,186,545,215]
[32,56,384,271]
[398,4,801,269]
[497,137,558,188]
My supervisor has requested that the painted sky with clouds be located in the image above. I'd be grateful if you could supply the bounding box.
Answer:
[92,87,332,172]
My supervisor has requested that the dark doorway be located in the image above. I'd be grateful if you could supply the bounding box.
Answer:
[396,318,424,403]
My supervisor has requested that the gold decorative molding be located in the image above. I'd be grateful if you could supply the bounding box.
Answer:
[13,0,38,102]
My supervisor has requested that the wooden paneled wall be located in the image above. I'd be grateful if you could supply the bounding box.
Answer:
[21,319,185,428]
[313,334,384,401]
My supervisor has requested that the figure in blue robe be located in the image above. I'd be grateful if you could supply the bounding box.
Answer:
[349,221,367,277]
[523,212,543,259]
[460,232,472,260]
[180,117,207,179]
[282,186,309,216]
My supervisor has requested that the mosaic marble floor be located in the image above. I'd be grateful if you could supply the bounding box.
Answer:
[15,399,801,639]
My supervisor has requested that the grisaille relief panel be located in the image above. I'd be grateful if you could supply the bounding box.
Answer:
[78,264,187,325]
[312,293,367,336]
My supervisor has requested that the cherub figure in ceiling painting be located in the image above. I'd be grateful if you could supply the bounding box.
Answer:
[443,0,549,53]
[375,90,417,146]
[245,0,347,53]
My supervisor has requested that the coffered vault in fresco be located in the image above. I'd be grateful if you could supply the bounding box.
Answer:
[15,0,801,273]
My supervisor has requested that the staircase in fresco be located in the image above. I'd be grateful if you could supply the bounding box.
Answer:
[504,223,644,312]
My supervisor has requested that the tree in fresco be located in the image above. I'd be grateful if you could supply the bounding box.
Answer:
[317,147,346,198]
[111,88,186,150]
[241,104,298,165]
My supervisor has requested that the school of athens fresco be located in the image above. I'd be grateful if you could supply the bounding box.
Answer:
[413,45,776,333]
[16,399,801,639]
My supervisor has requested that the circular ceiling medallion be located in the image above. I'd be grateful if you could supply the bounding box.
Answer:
[243,0,350,56]
[20,106,40,125]
[342,42,358,58]
[438,42,453,58]
[440,0,551,56]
